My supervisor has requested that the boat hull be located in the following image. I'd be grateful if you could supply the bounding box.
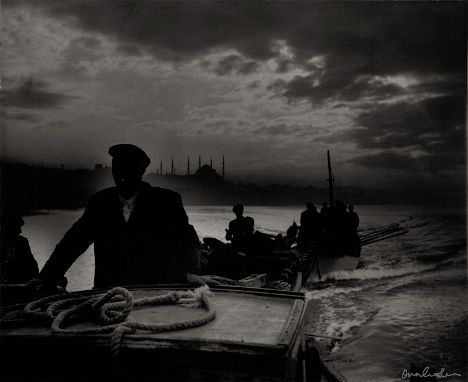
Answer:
[305,255,360,284]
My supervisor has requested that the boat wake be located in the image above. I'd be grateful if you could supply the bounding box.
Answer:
[304,286,363,300]
[320,261,440,281]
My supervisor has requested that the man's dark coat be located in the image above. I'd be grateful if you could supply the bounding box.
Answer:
[40,182,199,288]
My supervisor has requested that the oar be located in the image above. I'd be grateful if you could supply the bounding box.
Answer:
[361,228,400,241]
[360,228,404,242]
[361,227,407,242]
[361,225,400,237]
[360,224,402,240]
[362,230,409,246]
[361,223,399,235]
[361,231,407,246]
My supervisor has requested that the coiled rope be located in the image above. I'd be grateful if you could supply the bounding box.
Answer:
[21,286,215,363]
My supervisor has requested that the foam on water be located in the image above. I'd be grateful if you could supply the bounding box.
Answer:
[321,262,440,281]
[305,286,364,300]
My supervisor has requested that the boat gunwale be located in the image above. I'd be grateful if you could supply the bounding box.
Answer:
[117,283,306,299]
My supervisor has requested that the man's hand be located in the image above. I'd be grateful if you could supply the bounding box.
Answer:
[185,273,241,287]
[25,277,66,295]
[25,277,45,290]
[185,273,223,286]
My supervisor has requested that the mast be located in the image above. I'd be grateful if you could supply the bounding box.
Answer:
[327,150,334,206]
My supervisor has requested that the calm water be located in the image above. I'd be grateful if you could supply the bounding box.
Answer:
[23,205,467,382]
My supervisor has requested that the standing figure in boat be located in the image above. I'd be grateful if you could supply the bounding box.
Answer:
[298,202,321,247]
[347,204,360,235]
[0,209,39,284]
[331,200,348,238]
[225,204,254,253]
[30,144,201,290]
[320,201,332,233]
[344,204,361,257]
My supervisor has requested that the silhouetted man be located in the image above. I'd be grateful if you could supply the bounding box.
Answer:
[332,200,348,237]
[347,204,359,236]
[320,201,332,232]
[1,209,39,284]
[298,202,321,245]
[225,204,254,251]
[32,144,200,289]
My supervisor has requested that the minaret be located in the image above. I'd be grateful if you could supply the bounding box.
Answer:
[187,156,190,176]
[222,155,225,180]
[159,160,163,175]
[198,155,201,170]
[171,156,174,175]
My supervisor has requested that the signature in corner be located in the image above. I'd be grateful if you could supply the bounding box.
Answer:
[402,367,462,380]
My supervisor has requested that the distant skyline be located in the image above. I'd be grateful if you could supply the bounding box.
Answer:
[1,1,466,196]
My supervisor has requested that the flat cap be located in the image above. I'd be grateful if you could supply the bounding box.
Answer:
[108,144,150,168]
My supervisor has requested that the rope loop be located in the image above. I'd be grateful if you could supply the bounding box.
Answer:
[12,286,216,363]
[92,287,134,325]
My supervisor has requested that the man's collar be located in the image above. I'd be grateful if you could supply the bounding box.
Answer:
[118,189,140,203]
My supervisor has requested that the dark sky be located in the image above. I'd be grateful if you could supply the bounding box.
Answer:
[1,1,466,195]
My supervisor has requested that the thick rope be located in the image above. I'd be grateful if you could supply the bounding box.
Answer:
[21,286,216,363]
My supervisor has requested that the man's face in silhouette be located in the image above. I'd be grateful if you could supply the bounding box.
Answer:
[112,158,145,199]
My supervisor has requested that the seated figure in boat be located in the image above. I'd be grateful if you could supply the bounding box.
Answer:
[225,204,254,252]
[0,208,39,284]
[298,202,321,246]
[29,144,201,290]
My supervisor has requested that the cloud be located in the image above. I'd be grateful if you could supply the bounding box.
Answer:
[1,78,78,109]
[275,72,407,105]
[256,123,303,137]
[7,1,464,71]
[237,61,259,75]
[214,54,259,76]
[63,36,102,62]
[116,43,142,56]
[6,1,465,106]
[273,58,297,74]
[2,112,40,123]
[247,80,261,90]
[352,95,465,150]
[348,94,466,173]
[350,150,464,174]
[214,54,243,76]
[58,36,103,76]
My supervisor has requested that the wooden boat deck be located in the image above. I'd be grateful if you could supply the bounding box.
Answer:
[1,285,310,381]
